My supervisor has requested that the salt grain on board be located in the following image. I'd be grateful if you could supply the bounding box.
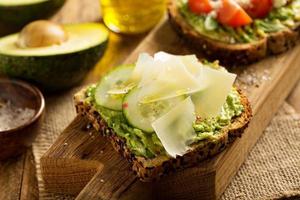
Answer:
[236,68,271,93]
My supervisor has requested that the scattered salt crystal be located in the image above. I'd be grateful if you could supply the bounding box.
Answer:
[64,143,68,146]
[86,123,92,130]
[236,68,271,93]
[100,179,104,183]
[0,99,35,132]
[262,75,269,81]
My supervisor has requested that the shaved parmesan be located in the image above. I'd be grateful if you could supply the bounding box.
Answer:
[180,55,204,76]
[152,97,196,158]
[130,52,170,88]
[138,55,163,88]
[154,52,203,76]
[154,51,172,62]
[107,52,206,98]
[138,58,206,103]
[192,66,236,118]
[131,53,155,86]
[107,53,154,94]
[103,51,238,157]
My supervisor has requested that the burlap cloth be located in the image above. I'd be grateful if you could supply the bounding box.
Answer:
[32,89,300,200]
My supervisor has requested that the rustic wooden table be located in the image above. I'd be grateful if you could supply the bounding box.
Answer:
[0,0,299,199]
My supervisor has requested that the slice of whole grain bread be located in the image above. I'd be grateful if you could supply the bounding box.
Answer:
[74,88,252,182]
[168,0,300,65]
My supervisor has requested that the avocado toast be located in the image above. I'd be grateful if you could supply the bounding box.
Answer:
[74,52,252,181]
[168,0,300,65]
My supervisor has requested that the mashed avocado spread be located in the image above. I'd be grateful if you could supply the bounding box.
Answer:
[85,86,244,158]
[179,0,300,43]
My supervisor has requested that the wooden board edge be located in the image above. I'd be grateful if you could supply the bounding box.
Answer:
[20,148,39,200]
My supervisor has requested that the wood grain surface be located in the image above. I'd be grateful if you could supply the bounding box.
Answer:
[0,148,38,200]
[288,81,300,112]
[41,18,300,200]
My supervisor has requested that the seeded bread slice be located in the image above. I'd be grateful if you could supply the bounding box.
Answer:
[168,0,300,65]
[74,88,252,182]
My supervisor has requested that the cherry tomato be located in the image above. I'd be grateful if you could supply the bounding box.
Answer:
[188,0,213,14]
[245,0,273,18]
[217,0,252,27]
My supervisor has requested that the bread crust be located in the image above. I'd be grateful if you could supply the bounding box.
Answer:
[74,88,252,182]
[167,0,300,65]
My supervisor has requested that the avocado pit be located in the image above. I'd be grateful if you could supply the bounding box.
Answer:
[17,20,68,48]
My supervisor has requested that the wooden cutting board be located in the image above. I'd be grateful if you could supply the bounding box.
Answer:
[40,19,300,200]
[0,149,38,200]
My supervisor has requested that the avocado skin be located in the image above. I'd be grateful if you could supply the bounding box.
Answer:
[0,41,108,92]
[0,0,65,28]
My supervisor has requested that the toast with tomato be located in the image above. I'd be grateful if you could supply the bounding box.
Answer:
[168,0,300,65]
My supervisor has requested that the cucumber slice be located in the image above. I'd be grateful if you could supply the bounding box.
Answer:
[123,87,185,132]
[95,65,134,110]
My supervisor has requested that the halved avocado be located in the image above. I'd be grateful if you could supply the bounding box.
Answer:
[0,23,109,91]
[0,0,65,28]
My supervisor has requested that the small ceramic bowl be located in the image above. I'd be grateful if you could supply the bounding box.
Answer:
[0,78,45,160]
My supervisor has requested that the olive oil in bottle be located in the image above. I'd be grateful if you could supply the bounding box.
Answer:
[100,0,166,34]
